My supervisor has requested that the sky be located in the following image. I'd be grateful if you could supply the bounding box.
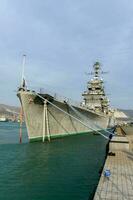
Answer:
[0,0,133,109]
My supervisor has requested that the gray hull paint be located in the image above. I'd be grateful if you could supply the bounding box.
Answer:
[18,91,110,141]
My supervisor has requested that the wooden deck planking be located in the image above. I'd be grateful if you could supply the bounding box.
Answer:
[93,151,133,200]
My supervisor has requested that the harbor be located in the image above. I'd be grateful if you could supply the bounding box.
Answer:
[1,59,133,199]
[0,1,133,199]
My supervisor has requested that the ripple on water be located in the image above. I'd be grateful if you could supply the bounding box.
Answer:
[0,122,107,200]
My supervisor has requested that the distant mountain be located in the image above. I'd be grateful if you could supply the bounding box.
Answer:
[119,109,133,119]
[0,104,20,116]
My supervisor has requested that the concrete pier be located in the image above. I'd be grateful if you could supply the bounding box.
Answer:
[93,136,133,200]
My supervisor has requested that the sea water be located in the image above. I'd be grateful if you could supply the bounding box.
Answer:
[0,122,107,200]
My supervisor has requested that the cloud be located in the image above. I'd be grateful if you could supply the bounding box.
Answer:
[0,0,133,108]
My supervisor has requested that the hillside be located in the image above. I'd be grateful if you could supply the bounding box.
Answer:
[0,104,20,117]
[119,109,133,120]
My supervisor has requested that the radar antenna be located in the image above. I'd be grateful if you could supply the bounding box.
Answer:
[85,62,108,78]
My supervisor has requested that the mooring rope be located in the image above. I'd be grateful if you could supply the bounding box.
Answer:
[34,92,109,140]
[66,103,113,135]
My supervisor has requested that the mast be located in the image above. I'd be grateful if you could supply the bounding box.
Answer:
[82,62,109,114]
[93,61,101,78]
[21,54,26,88]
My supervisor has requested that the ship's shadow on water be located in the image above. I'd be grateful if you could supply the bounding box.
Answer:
[0,123,107,200]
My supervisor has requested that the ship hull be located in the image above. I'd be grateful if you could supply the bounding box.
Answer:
[17,90,111,142]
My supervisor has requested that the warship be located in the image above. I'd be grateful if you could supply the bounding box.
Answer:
[17,61,115,142]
